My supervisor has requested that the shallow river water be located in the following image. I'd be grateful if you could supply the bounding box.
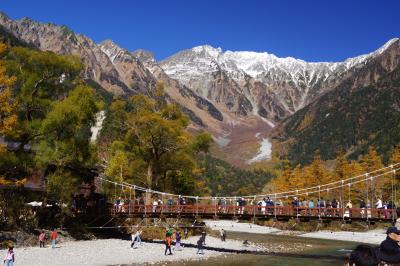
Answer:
[152,231,360,266]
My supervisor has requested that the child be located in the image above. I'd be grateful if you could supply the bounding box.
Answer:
[39,231,46,248]
[3,247,15,266]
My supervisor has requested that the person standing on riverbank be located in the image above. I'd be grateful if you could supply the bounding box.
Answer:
[220,229,226,241]
[39,231,46,248]
[3,247,15,266]
[184,227,188,239]
[174,231,182,250]
[196,236,204,255]
[164,233,173,255]
[51,229,57,249]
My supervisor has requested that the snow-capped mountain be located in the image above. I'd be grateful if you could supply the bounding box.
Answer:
[1,11,399,166]
[160,39,399,116]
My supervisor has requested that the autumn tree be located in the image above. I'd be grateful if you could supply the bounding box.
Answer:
[104,85,207,200]
[0,42,18,185]
[360,147,387,200]
[38,86,100,203]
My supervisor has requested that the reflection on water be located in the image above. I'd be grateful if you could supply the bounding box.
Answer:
[149,231,359,266]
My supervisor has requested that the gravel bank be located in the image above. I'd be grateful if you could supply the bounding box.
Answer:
[2,236,262,266]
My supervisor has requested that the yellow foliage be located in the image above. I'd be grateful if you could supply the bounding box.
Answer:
[0,42,18,137]
[267,147,393,204]
[298,112,314,131]
[0,176,25,186]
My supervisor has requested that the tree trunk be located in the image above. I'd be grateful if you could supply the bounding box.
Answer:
[146,160,153,205]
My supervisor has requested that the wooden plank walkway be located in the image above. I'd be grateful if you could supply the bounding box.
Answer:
[110,204,394,223]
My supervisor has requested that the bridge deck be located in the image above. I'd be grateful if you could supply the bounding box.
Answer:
[110,204,394,222]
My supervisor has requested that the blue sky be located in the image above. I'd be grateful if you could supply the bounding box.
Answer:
[1,0,399,61]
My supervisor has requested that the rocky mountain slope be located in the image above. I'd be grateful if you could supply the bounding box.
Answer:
[273,38,400,164]
[160,40,398,121]
[0,13,224,131]
[1,11,399,166]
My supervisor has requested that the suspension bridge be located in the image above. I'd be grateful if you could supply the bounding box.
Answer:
[96,163,399,223]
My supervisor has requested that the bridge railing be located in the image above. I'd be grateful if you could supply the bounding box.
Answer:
[110,203,395,220]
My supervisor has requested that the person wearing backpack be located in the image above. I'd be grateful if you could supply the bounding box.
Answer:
[164,231,173,255]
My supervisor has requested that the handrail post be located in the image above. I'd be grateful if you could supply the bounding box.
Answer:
[144,189,148,216]
[129,187,132,215]
[233,197,236,218]
[214,197,217,217]
[196,196,199,216]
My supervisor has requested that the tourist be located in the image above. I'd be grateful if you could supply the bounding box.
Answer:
[3,247,15,266]
[164,231,173,255]
[348,244,380,266]
[302,199,308,209]
[308,199,314,208]
[201,231,207,245]
[136,230,142,245]
[384,202,389,219]
[158,198,164,212]
[261,198,267,214]
[196,236,205,255]
[376,198,383,209]
[318,197,326,216]
[344,201,352,218]
[39,230,46,248]
[221,197,227,213]
[379,226,400,263]
[360,199,366,218]
[175,231,182,250]
[51,228,57,249]
[331,198,338,217]
[184,227,189,239]
[167,197,173,212]
[119,198,125,212]
[237,197,245,214]
[395,208,400,228]
[220,229,226,241]
[179,197,186,212]
[152,199,158,212]
[115,197,121,213]
[130,231,136,248]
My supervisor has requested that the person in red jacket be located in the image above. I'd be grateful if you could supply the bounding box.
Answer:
[51,229,57,249]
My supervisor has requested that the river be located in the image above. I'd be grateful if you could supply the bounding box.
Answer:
[152,231,358,266]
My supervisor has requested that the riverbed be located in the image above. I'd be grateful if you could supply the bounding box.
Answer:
[149,231,359,266]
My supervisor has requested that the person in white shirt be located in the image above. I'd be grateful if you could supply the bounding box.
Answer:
[376,198,383,209]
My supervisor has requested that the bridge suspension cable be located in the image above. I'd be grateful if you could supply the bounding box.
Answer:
[96,163,399,202]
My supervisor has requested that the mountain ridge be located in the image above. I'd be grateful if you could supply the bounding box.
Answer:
[1,11,399,166]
